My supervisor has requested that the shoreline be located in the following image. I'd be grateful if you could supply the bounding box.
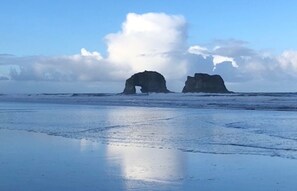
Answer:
[1,129,297,191]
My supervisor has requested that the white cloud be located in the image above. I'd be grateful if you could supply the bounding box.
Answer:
[188,45,238,69]
[213,55,238,68]
[2,52,114,82]
[105,12,188,79]
[1,13,297,92]
[80,48,103,60]
[188,46,209,59]
[278,50,297,73]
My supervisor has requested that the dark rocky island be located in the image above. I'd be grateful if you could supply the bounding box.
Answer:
[123,71,170,94]
[182,73,231,93]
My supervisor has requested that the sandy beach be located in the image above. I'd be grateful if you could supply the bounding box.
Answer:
[1,129,297,191]
[1,97,297,190]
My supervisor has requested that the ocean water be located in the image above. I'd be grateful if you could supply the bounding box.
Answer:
[1,93,297,159]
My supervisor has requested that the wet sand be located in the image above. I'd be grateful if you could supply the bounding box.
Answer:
[1,129,297,191]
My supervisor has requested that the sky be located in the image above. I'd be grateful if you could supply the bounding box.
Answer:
[1,0,297,93]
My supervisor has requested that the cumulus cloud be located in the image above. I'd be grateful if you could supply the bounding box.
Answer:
[0,13,189,84]
[188,45,209,59]
[1,50,114,82]
[278,51,297,74]
[188,45,238,69]
[105,12,188,79]
[1,12,297,92]
[186,39,297,90]
[80,48,103,60]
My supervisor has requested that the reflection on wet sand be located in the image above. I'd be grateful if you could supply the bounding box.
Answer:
[105,107,186,187]
[107,145,186,183]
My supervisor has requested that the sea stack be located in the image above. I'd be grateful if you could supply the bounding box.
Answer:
[123,71,170,94]
[182,73,231,93]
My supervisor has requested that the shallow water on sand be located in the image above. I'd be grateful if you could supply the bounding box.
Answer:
[2,99,297,190]
[1,129,297,191]
[1,101,297,159]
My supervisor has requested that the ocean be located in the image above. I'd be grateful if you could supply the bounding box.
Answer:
[2,93,297,190]
[1,93,297,159]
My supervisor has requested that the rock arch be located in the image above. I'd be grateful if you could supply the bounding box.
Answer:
[123,71,170,94]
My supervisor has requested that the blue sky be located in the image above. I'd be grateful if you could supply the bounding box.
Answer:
[1,0,297,93]
[1,0,297,56]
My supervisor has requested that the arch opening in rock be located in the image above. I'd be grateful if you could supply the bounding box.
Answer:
[123,71,170,94]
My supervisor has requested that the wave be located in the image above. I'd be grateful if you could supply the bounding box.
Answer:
[1,92,297,111]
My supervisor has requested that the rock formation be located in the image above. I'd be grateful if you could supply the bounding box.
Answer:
[182,73,231,93]
[123,71,170,94]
